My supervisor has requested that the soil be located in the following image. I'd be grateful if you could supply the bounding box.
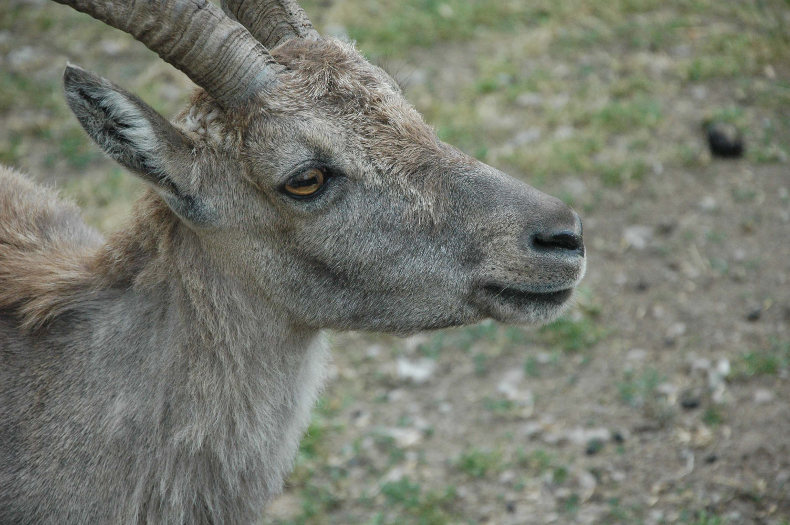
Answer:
[1,1,788,523]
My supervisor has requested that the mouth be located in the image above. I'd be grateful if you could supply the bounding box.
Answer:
[483,284,573,307]
[472,282,576,324]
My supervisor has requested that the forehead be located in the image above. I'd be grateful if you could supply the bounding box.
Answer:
[267,39,443,174]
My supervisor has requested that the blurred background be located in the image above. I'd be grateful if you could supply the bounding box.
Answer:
[1,0,789,523]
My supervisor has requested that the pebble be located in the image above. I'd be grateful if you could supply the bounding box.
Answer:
[623,225,653,250]
[666,322,687,338]
[366,344,382,358]
[99,39,126,56]
[383,427,422,448]
[396,357,436,384]
[549,93,570,108]
[515,92,543,107]
[510,128,542,147]
[565,426,611,446]
[563,178,587,198]
[497,369,532,402]
[753,389,774,404]
[746,307,761,322]
[706,121,744,158]
[698,195,718,212]
[8,46,38,68]
[553,126,575,140]
[680,389,702,410]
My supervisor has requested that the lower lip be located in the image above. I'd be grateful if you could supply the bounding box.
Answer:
[483,285,573,307]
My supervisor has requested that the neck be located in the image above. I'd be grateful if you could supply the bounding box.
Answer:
[95,192,329,519]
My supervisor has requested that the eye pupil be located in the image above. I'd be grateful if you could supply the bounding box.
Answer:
[284,168,326,197]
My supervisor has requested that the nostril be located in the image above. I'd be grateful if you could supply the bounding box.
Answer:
[531,230,585,256]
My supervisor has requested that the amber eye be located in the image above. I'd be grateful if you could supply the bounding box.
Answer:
[283,168,326,198]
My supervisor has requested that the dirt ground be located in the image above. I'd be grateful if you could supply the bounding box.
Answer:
[1,0,789,523]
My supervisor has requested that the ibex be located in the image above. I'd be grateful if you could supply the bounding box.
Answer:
[0,0,586,522]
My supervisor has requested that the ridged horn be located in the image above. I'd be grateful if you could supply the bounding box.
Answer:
[221,0,320,49]
[53,0,283,107]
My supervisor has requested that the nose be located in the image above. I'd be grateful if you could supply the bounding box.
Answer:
[529,208,584,257]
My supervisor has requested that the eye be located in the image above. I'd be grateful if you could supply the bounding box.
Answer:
[283,167,326,198]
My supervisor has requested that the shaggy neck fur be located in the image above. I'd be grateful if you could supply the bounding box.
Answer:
[100,194,329,523]
[0,173,328,523]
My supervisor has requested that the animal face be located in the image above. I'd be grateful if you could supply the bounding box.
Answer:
[64,35,584,335]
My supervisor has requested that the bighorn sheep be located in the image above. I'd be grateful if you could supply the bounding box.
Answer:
[0,0,586,522]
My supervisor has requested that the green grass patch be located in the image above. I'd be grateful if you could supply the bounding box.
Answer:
[341,0,530,58]
[734,340,790,378]
[378,478,459,525]
[617,367,662,408]
[455,447,502,478]
[538,316,607,353]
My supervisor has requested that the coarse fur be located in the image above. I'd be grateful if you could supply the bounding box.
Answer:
[0,21,585,525]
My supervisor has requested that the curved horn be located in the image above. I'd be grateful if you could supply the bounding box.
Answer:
[222,0,320,49]
[52,0,283,107]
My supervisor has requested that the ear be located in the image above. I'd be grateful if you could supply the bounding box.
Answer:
[63,64,210,224]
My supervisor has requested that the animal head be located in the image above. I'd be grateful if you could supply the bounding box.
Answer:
[60,0,585,333]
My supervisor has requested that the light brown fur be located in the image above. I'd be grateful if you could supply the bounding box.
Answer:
[1,10,586,524]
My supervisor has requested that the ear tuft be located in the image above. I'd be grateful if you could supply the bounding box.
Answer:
[63,65,168,184]
[62,65,210,225]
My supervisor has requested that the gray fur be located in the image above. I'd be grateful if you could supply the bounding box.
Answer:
[0,7,585,525]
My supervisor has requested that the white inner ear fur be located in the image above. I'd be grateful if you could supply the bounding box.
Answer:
[99,89,164,173]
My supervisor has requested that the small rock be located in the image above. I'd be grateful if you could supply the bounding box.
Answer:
[522,421,544,438]
[680,389,702,410]
[510,128,542,146]
[515,92,543,107]
[690,356,712,372]
[566,426,611,446]
[746,307,761,322]
[693,425,714,447]
[366,344,382,358]
[549,93,570,108]
[667,322,687,339]
[553,126,575,140]
[626,348,648,361]
[8,46,38,68]
[656,220,676,236]
[383,427,422,448]
[692,85,707,100]
[623,225,653,250]
[577,469,598,502]
[563,178,587,198]
[499,470,516,484]
[437,3,454,18]
[497,369,533,404]
[396,357,436,384]
[706,122,744,158]
[99,39,126,56]
[753,389,774,404]
[698,195,718,212]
